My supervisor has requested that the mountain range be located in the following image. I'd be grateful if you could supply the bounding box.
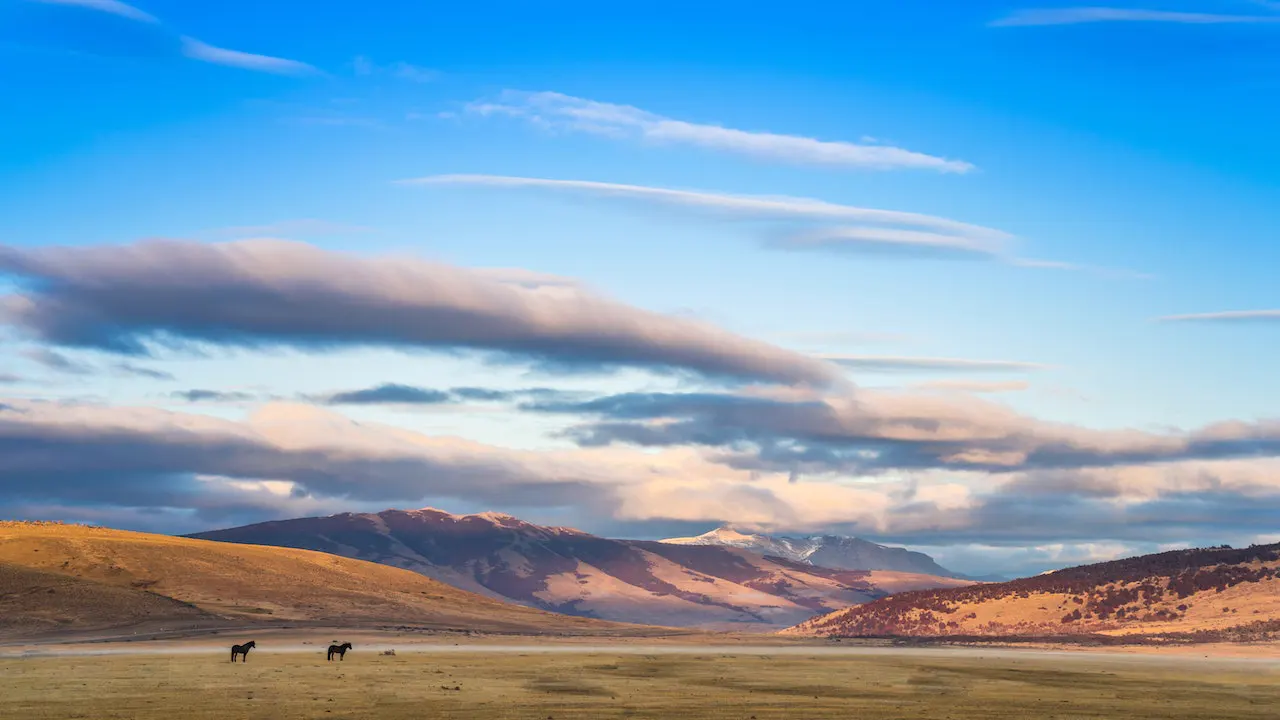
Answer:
[190,509,972,629]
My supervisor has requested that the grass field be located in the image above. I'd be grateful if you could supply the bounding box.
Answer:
[2,647,1277,719]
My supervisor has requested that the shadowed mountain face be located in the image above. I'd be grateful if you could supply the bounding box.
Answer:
[662,526,964,578]
[786,542,1280,643]
[190,509,971,629]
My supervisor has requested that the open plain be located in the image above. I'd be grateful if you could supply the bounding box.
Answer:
[2,636,1278,720]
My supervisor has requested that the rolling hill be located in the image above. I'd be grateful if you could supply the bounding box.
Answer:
[786,542,1280,643]
[0,521,644,640]
[190,508,971,629]
[662,526,964,578]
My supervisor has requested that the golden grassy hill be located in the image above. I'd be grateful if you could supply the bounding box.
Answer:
[785,542,1280,644]
[0,522,650,639]
[0,561,218,638]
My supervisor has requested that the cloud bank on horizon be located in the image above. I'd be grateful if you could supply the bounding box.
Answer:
[2,0,1278,578]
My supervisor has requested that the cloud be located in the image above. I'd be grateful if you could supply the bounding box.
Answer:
[1157,309,1280,322]
[30,0,158,23]
[170,389,258,403]
[914,380,1031,394]
[25,0,316,74]
[464,91,974,173]
[2,398,1277,563]
[820,355,1047,373]
[114,362,174,381]
[0,374,23,385]
[775,226,1005,259]
[351,55,439,82]
[0,399,623,525]
[0,239,843,387]
[527,388,1280,477]
[992,7,1280,27]
[19,348,172,380]
[406,176,1006,239]
[311,384,576,406]
[179,37,317,75]
[407,175,1142,276]
[320,383,453,406]
[21,348,93,375]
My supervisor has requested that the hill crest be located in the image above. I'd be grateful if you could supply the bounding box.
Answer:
[192,509,972,629]
[786,541,1280,643]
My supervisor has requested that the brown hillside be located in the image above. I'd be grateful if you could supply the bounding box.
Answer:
[0,522,644,638]
[785,542,1280,643]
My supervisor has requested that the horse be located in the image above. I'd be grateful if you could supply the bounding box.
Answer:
[327,642,353,661]
[230,641,256,663]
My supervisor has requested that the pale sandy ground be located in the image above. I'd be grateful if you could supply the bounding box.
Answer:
[3,627,1277,666]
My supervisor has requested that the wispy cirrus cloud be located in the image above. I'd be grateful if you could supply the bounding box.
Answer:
[1157,309,1280,322]
[464,91,975,173]
[20,348,173,380]
[407,174,1006,239]
[992,7,1280,27]
[776,227,1004,260]
[179,37,317,76]
[0,239,844,387]
[408,175,1145,278]
[819,355,1048,373]
[30,0,157,23]
[25,0,316,74]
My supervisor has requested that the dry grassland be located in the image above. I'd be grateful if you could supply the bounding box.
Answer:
[1,649,1277,719]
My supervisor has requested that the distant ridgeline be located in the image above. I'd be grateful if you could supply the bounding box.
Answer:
[787,543,1280,644]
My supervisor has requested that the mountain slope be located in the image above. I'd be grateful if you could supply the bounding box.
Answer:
[663,526,962,578]
[0,521,640,639]
[0,561,217,638]
[191,509,972,629]
[786,542,1280,643]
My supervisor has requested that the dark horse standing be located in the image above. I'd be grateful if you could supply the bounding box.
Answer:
[327,642,353,661]
[230,641,256,663]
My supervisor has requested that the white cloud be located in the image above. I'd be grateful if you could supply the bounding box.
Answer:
[180,37,318,75]
[816,355,1047,373]
[464,91,975,173]
[992,7,1280,27]
[408,175,1146,277]
[405,175,1008,240]
[777,226,1006,258]
[31,0,158,23]
[1158,309,1280,322]
[914,380,1031,394]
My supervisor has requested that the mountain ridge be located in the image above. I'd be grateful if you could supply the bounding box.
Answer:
[662,525,966,579]
[190,508,973,630]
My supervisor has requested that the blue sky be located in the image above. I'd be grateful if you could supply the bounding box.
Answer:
[1,0,1279,576]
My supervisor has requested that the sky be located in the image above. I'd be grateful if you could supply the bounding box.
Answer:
[1,0,1279,577]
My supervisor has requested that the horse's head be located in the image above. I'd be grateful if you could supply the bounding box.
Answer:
[246,641,256,649]
[344,643,353,650]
